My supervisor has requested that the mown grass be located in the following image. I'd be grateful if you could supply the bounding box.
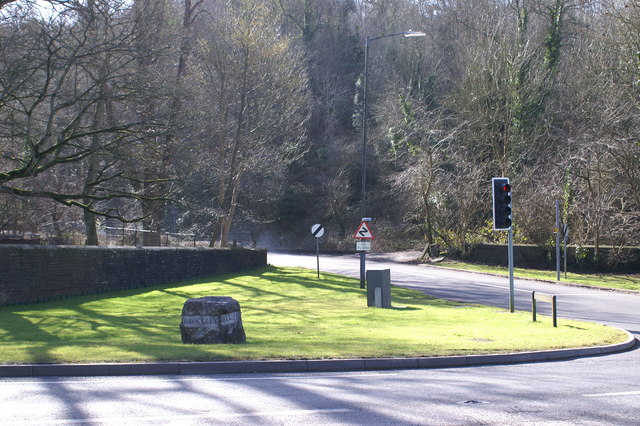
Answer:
[0,266,627,364]
[432,261,640,292]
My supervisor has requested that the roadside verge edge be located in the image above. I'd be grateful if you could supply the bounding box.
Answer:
[0,329,635,378]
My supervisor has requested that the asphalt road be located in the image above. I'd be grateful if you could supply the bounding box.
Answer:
[1,354,639,425]
[0,251,638,425]
[269,251,640,335]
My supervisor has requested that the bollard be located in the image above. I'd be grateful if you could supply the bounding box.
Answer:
[531,291,557,327]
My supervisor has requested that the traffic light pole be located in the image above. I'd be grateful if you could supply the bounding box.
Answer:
[555,200,561,281]
[492,177,515,312]
[508,228,515,313]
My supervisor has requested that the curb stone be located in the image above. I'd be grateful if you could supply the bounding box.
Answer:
[0,330,635,378]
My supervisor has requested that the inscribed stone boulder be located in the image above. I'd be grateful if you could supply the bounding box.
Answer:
[180,296,246,344]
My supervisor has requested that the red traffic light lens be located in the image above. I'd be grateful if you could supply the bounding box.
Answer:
[502,184,511,192]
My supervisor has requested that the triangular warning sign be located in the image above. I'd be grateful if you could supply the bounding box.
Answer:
[353,221,374,239]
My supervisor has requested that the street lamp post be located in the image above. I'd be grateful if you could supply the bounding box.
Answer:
[359,31,426,289]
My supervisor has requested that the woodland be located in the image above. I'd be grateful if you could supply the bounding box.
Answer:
[0,0,638,262]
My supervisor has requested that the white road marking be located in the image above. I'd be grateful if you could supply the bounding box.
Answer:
[584,390,640,397]
[11,408,353,425]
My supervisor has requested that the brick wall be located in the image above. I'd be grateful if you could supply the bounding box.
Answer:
[0,245,267,306]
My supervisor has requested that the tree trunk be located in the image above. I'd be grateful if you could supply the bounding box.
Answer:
[84,210,99,245]
[220,182,239,247]
[209,221,222,247]
[141,197,163,246]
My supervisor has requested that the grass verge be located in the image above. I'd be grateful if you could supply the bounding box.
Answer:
[430,261,640,292]
[0,266,627,364]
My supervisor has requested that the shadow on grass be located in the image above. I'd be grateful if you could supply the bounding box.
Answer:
[0,268,271,363]
[0,304,238,363]
[0,266,468,364]
[387,306,420,311]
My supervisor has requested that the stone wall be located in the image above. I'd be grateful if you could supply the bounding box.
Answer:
[0,245,267,306]
[463,244,640,272]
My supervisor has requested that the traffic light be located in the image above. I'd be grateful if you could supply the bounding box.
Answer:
[492,177,512,231]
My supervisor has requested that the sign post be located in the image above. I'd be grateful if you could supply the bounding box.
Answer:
[353,219,374,289]
[311,224,325,279]
[562,224,569,279]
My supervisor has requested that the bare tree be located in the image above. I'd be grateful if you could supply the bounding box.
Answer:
[556,4,640,257]
[0,4,152,226]
[192,1,311,247]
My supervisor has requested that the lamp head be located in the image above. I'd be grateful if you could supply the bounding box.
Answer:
[403,31,426,37]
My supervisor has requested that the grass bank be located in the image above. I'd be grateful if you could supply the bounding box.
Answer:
[0,267,627,364]
[431,261,640,292]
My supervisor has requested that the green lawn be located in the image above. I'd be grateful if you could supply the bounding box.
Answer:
[0,266,627,364]
[432,261,640,292]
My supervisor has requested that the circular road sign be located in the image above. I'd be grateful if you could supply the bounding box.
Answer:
[311,224,325,238]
